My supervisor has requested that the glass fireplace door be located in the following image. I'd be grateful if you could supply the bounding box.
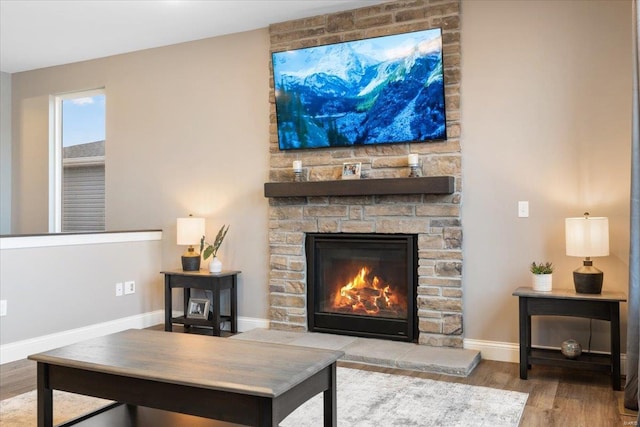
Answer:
[306,233,417,342]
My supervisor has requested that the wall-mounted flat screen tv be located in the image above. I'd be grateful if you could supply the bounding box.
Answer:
[272,28,446,151]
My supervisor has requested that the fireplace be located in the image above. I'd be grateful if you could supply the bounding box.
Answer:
[306,233,417,342]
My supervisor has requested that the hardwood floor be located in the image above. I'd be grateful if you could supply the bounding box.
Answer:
[2,330,637,426]
[0,357,35,401]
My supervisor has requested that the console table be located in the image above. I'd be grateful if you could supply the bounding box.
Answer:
[162,269,240,336]
[512,287,626,390]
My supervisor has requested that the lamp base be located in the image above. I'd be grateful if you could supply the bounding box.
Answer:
[181,255,201,271]
[573,263,603,294]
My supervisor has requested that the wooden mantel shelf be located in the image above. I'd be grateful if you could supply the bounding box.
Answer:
[264,176,454,198]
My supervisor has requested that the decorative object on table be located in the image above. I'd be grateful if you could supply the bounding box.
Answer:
[408,153,421,178]
[530,261,553,292]
[201,224,229,273]
[561,339,582,359]
[186,297,210,319]
[176,215,205,271]
[341,162,361,180]
[293,160,303,182]
[565,212,609,294]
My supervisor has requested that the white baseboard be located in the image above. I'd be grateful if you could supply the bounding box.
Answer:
[237,316,270,331]
[0,312,270,365]
[0,310,165,364]
[464,338,628,373]
[464,338,520,363]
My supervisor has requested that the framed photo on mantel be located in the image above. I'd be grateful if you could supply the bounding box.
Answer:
[342,162,361,180]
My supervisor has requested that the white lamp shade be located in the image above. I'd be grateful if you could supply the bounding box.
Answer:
[177,217,205,246]
[565,216,609,257]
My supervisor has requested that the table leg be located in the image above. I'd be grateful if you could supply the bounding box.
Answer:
[164,276,172,332]
[518,297,529,380]
[231,275,238,333]
[323,363,337,427]
[183,288,191,329]
[256,398,274,426]
[610,302,622,390]
[37,363,53,427]
[213,287,221,336]
[526,315,532,370]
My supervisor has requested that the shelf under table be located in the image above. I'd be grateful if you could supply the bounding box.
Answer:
[528,348,612,373]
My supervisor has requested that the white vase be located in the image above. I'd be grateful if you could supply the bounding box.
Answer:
[532,273,552,292]
[209,257,222,273]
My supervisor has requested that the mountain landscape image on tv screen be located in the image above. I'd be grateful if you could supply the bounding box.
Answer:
[272,28,446,151]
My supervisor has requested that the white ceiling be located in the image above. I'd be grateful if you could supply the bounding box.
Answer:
[0,0,390,74]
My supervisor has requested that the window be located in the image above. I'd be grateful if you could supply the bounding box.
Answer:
[50,89,106,232]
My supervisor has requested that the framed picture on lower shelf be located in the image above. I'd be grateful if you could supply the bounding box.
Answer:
[187,298,210,319]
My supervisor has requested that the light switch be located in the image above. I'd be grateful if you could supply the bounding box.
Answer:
[518,201,529,218]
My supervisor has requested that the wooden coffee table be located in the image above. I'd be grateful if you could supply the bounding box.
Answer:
[28,329,343,426]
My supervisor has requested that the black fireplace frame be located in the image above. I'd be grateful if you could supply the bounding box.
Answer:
[306,233,418,343]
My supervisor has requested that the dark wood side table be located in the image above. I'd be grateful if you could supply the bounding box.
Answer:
[162,269,240,336]
[512,287,626,390]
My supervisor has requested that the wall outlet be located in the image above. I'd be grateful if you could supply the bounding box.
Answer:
[0,300,7,316]
[518,201,529,218]
[115,283,124,297]
[124,281,136,295]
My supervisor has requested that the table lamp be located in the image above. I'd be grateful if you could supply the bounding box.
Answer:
[565,213,609,294]
[177,215,205,271]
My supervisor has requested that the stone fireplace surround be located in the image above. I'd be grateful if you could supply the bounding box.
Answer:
[267,0,462,348]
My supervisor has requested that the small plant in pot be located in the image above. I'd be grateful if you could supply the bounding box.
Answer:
[530,261,553,292]
[200,225,229,273]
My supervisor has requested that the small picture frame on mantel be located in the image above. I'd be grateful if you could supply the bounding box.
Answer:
[342,162,361,180]
[186,298,210,319]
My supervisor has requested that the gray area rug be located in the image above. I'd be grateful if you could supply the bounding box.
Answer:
[0,389,112,426]
[0,368,527,426]
[281,367,528,426]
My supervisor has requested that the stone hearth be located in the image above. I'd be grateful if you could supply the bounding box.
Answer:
[231,329,479,376]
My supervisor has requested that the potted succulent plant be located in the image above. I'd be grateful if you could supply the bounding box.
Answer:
[530,261,553,291]
[200,225,229,273]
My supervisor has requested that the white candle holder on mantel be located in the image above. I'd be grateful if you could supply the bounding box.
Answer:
[292,160,303,182]
[408,154,421,178]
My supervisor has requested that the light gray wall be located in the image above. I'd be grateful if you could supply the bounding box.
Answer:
[0,237,163,344]
[461,0,632,350]
[11,29,272,323]
[0,72,10,234]
[7,1,633,352]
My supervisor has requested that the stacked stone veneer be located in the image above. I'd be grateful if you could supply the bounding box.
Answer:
[267,0,463,347]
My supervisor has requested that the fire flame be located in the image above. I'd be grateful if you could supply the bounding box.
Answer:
[332,267,402,315]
